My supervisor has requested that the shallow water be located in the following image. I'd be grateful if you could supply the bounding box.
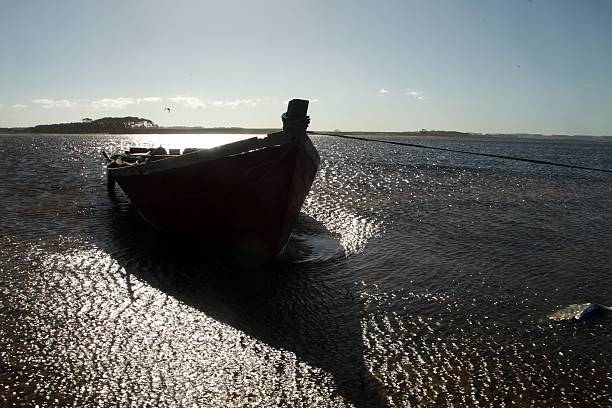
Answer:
[1,133,611,407]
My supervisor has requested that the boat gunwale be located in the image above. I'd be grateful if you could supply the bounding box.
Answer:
[108,131,296,177]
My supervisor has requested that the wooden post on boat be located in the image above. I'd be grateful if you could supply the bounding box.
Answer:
[286,99,309,119]
[102,151,116,192]
[282,99,310,134]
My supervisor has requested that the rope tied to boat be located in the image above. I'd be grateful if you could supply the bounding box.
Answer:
[308,131,612,174]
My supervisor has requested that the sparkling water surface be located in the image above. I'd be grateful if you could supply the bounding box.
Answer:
[1,133,611,407]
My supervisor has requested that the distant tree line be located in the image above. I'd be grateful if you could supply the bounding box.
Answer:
[28,117,158,133]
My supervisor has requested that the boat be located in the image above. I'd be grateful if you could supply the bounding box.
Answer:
[104,99,320,260]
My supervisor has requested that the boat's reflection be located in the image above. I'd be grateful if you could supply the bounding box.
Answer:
[101,202,388,407]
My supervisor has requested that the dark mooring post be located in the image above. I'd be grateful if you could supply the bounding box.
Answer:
[282,99,310,133]
[102,151,116,193]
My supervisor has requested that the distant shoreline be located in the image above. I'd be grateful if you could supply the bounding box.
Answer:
[2,116,611,141]
[311,131,612,142]
[1,127,611,142]
[1,120,611,142]
[0,127,280,135]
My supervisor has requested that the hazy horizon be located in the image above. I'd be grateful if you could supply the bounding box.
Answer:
[1,0,611,135]
[4,117,612,138]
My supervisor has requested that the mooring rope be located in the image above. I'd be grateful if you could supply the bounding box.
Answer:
[308,131,612,174]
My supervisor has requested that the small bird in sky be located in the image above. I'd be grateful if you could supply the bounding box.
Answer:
[164,107,171,113]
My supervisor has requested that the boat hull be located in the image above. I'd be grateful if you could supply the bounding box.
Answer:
[109,134,319,259]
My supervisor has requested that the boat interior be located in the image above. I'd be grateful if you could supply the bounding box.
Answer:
[106,131,295,169]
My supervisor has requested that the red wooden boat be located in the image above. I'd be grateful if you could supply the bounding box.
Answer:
[105,99,319,259]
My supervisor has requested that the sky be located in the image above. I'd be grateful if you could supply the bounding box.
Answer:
[1,0,611,134]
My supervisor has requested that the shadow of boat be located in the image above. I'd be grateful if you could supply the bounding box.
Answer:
[97,202,389,407]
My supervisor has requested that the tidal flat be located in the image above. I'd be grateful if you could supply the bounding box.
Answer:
[1,132,611,407]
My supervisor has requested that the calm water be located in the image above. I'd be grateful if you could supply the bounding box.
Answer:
[1,133,611,407]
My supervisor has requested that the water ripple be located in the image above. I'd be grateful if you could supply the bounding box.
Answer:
[1,133,611,406]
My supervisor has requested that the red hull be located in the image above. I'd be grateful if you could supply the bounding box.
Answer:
[109,133,319,258]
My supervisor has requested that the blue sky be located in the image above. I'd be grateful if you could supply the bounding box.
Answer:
[1,0,611,134]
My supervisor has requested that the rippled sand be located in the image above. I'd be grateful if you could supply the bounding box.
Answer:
[1,133,611,406]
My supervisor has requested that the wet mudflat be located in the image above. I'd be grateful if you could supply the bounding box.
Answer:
[1,133,611,406]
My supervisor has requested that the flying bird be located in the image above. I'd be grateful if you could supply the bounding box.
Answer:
[164,107,171,113]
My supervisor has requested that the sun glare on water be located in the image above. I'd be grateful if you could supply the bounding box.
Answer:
[140,133,265,151]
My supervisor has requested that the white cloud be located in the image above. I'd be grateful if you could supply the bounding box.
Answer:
[210,98,272,108]
[12,104,28,109]
[28,96,165,110]
[90,96,161,109]
[168,95,206,109]
[378,88,389,95]
[32,99,77,109]
[406,89,425,100]
[210,99,255,108]
[91,97,136,109]
[136,96,162,104]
